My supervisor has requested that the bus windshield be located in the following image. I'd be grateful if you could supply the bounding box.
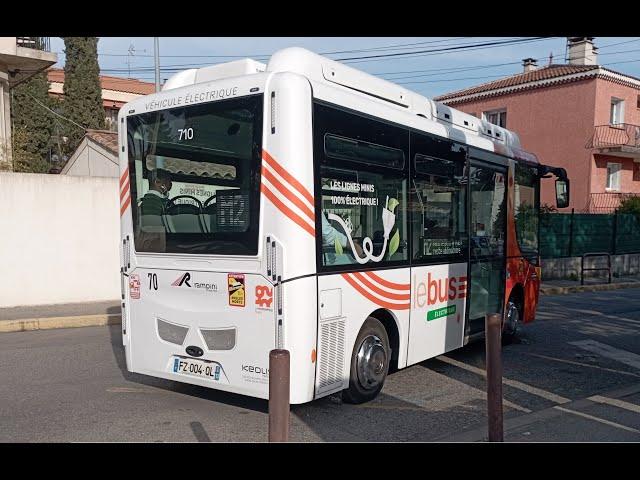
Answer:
[126,94,263,255]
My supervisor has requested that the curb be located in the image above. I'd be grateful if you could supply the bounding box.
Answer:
[540,281,640,296]
[0,313,122,334]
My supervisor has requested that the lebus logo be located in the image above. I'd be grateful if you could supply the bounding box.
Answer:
[171,272,218,293]
[414,273,467,323]
[414,273,467,307]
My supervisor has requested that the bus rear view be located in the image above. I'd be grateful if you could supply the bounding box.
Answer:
[120,64,276,400]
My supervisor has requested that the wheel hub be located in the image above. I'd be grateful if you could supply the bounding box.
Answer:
[505,301,520,335]
[356,335,387,390]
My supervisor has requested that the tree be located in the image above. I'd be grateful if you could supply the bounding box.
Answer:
[10,70,55,173]
[11,126,50,173]
[618,195,640,217]
[62,37,104,151]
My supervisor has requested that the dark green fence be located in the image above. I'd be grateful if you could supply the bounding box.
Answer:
[540,212,640,258]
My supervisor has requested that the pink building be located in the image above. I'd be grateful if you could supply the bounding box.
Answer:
[435,38,640,212]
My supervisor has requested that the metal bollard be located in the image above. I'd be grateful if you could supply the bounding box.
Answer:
[268,349,290,442]
[485,313,504,442]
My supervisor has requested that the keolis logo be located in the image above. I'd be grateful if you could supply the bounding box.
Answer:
[414,273,467,308]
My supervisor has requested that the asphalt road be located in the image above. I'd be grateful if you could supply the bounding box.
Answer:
[1,289,639,442]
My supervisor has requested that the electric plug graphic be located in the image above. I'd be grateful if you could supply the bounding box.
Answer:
[344,216,354,236]
[381,195,397,239]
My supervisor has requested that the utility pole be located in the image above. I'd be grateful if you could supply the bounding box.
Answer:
[154,37,161,92]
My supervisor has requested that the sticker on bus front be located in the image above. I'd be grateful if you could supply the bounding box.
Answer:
[228,273,245,307]
[129,274,140,299]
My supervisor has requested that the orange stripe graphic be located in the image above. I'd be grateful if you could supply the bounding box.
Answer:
[342,273,410,310]
[120,177,130,202]
[352,271,411,301]
[261,184,315,237]
[120,194,131,217]
[119,167,129,188]
[262,167,315,223]
[363,271,410,291]
[262,150,314,205]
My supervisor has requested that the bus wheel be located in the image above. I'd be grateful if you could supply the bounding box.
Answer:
[342,318,390,404]
[502,297,521,344]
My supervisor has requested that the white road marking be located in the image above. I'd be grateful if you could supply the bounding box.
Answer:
[107,387,157,393]
[553,406,640,434]
[569,340,640,370]
[357,396,532,414]
[588,395,640,414]
[438,356,571,404]
[524,353,640,378]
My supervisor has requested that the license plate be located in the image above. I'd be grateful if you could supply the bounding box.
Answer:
[172,357,221,381]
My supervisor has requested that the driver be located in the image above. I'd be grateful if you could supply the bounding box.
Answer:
[140,168,173,216]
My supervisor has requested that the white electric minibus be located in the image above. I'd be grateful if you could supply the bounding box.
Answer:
[118,47,568,404]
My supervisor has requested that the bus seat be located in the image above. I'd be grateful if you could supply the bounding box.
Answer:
[164,203,205,233]
[201,196,217,233]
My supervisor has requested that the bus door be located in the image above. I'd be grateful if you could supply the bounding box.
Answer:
[467,160,507,336]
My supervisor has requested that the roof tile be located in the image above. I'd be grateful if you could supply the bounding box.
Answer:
[85,129,118,155]
[434,64,599,102]
[47,68,155,95]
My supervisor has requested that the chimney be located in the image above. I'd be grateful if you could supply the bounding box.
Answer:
[567,37,598,66]
[522,58,538,73]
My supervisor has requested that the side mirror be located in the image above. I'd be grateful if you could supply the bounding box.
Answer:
[556,179,570,209]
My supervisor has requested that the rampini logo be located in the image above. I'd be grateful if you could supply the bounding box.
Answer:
[172,272,218,293]
[172,272,192,287]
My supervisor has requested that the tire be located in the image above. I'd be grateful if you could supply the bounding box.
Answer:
[342,317,390,404]
[502,297,522,345]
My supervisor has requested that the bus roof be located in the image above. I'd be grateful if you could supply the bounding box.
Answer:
[160,47,538,164]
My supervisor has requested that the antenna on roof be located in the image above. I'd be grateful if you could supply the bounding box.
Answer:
[126,44,147,79]
[548,52,553,65]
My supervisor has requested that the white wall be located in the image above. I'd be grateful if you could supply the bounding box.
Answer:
[0,173,120,307]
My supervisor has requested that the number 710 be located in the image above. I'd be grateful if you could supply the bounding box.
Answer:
[178,128,194,140]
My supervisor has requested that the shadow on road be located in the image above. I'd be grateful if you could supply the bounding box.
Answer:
[106,321,268,414]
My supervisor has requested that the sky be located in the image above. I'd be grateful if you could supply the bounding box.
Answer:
[49,37,640,99]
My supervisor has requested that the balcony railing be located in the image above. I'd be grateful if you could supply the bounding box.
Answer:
[586,123,640,149]
[16,37,50,52]
[583,192,640,213]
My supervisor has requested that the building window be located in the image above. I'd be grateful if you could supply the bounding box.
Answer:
[606,162,621,191]
[610,98,625,125]
[636,94,640,110]
[483,109,507,128]
[105,108,119,132]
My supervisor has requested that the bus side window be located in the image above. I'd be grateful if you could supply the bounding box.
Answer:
[410,134,468,264]
[313,102,409,269]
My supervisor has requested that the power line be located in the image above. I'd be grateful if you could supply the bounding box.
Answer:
[394,58,640,87]
[380,47,640,81]
[93,38,555,75]
[597,38,640,49]
[334,37,551,62]
[52,37,471,60]
[24,93,86,131]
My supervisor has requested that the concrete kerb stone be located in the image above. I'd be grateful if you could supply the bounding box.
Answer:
[0,314,122,333]
[540,281,640,296]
